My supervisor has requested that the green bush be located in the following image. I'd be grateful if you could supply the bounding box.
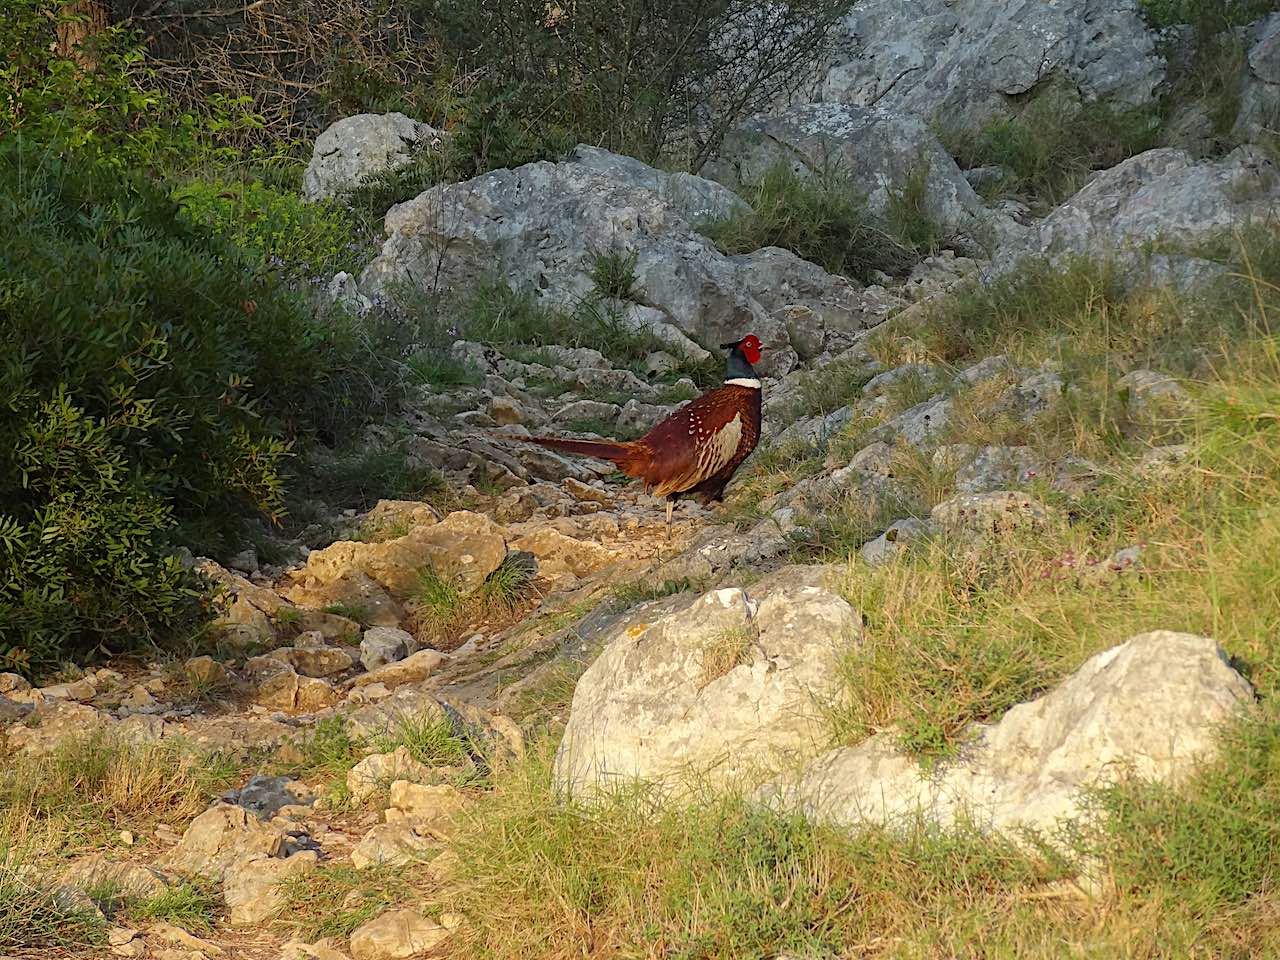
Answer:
[702,164,920,283]
[938,92,1162,208]
[0,142,406,671]
[173,178,365,278]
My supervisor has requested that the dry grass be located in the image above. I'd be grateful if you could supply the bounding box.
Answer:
[0,734,232,854]
[697,628,754,688]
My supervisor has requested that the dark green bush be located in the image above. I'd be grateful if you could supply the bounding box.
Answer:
[0,142,406,671]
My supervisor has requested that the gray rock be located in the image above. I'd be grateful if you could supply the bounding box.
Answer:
[223,775,303,819]
[360,626,415,672]
[359,149,885,375]
[568,143,750,224]
[820,0,1163,129]
[876,395,952,448]
[554,566,862,798]
[1235,14,1280,141]
[1116,368,1192,416]
[303,112,448,201]
[931,490,1050,541]
[996,146,1280,278]
[327,271,373,318]
[708,102,985,240]
[760,631,1253,838]
[862,363,942,399]
[728,245,903,357]
[954,445,1044,494]
[617,398,676,436]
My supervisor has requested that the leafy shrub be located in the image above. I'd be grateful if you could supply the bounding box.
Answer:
[382,0,848,166]
[0,142,406,671]
[1,0,258,170]
[702,164,920,283]
[173,178,365,277]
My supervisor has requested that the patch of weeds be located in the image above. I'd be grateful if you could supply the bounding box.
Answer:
[126,880,219,932]
[0,849,105,951]
[445,746,1064,960]
[612,577,698,606]
[375,714,473,769]
[588,247,640,300]
[476,554,538,612]
[702,163,919,283]
[406,347,483,388]
[884,157,947,257]
[722,439,826,528]
[773,354,880,425]
[276,716,363,782]
[311,445,449,513]
[938,90,1161,209]
[280,861,429,941]
[697,628,754,688]
[321,602,374,628]
[414,556,537,648]
[0,736,231,852]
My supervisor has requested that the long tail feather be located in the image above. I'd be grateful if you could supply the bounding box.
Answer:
[495,433,639,467]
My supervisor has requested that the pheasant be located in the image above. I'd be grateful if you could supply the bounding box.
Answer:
[499,335,765,533]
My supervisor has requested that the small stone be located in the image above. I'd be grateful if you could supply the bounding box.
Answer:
[359,626,414,672]
[354,649,448,689]
[349,908,449,960]
[388,781,466,824]
[0,672,32,695]
[108,926,140,946]
[350,821,435,869]
[347,748,434,804]
[121,685,156,709]
[119,830,135,846]
[268,643,355,679]
[224,850,320,926]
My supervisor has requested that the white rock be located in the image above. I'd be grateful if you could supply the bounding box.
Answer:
[554,565,861,798]
[761,631,1253,838]
[303,113,448,201]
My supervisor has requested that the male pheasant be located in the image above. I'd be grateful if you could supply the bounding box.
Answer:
[500,335,765,533]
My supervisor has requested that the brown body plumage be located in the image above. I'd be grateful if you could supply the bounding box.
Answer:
[498,336,766,528]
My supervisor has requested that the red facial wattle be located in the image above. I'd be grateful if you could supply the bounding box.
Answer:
[740,335,762,365]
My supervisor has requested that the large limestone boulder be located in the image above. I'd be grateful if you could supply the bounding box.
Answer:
[359,148,890,375]
[820,0,1163,128]
[707,102,986,239]
[553,565,862,798]
[568,143,749,224]
[760,632,1253,837]
[997,146,1280,278]
[303,112,448,201]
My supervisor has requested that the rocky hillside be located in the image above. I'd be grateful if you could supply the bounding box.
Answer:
[4,1,1280,959]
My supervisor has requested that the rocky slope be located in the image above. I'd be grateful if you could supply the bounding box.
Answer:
[5,6,1280,959]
